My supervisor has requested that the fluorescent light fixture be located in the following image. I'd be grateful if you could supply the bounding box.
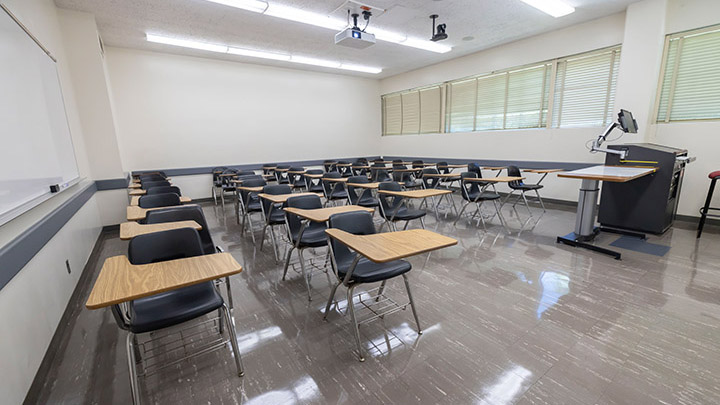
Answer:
[264,3,346,30]
[146,34,228,53]
[372,28,407,44]
[519,0,575,18]
[339,64,382,74]
[227,47,290,60]
[203,0,268,13]
[146,33,381,74]
[289,56,341,68]
[401,38,452,53]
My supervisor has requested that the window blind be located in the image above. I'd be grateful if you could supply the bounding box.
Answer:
[448,79,477,132]
[552,47,621,128]
[657,27,720,122]
[419,87,441,133]
[382,94,402,135]
[401,91,420,134]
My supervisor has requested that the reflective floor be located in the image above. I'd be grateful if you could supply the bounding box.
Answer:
[27,197,720,404]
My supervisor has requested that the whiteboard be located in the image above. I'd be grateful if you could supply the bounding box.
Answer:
[0,5,80,226]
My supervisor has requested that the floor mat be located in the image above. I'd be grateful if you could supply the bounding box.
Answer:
[609,235,671,257]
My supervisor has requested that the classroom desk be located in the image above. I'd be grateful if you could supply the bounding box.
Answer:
[437,164,466,170]
[288,170,306,174]
[466,176,524,210]
[284,205,374,223]
[325,228,457,263]
[347,182,380,189]
[422,173,461,179]
[556,165,657,259]
[85,253,242,309]
[119,220,202,240]
[378,188,453,219]
[522,169,564,185]
[130,196,192,206]
[128,189,146,196]
[351,165,371,169]
[257,192,323,204]
[128,183,141,189]
[304,173,324,179]
[275,167,290,172]
[323,177,349,183]
[219,173,238,177]
[132,177,171,184]
[483,166,506,177]
[126,204,198,221]
[335,163,353,167]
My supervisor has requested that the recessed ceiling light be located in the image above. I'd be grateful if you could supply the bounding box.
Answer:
[146,33,382,74]
[462,36,474,41]
[198,0,451,53]
[519,0,575,18]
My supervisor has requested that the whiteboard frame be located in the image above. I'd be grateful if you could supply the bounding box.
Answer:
[0,3,81,227]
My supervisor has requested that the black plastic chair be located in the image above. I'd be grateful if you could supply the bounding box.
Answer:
[421,168,441,189]
[219,169,240,209]
[351,158,369,176]
[288,167,306,191]
[468,163,482,176]
[377,182,426,231]
[275,165,291,184]
[506,165,545,213]
[322,172,348,206]
[282,194,330,300]
[111,228,243,403]
[346,176,379,208]
[138,193,181,208]
[336,160,353,177]
[323,211,421,362]
[392,169,422,190]
[437,161,462,188]
[455,172,506,229]
[141,180,170,190]
[260,184,291,261]
[323,160,338,173]
[211,166,228,205]
[237,177,267,242]
[412,160,425,169]
[139,174,166,183]
[371,167,391,183]
[304,169,325,193]
[146,186,181,196]
[145,205,235,309]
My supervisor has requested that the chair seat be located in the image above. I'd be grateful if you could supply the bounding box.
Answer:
[710,171,720,179]
[403,180,424,189]
[465,191,501,201]
[268,208,286,224]
[328,190,348,200]
[511,183,543,191]
[358,196,379,207]
[440,176,461,182]
[292,223,328,248]
[308,185,324,193]
[338,258,412,283]
[128,282,223,334]
[383,206,426,221]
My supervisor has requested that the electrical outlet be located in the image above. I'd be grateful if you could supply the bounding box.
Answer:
[65,259,71,274]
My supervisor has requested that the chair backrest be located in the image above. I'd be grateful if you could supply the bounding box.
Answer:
[239,178,267,208]
[262,184,291,214]
[221,168,239,186]
[145,205,215,254]
[422,168,440,189]
[347,175,370,204]
[437,161,450,175]
[138,193,181,208]
[146,186,181,196]
[322,172,345,195]
[285,194,323,235]
[262,165,275,175]
[275,165,291,183]
[506,165,524,187]
[304,169,323,189]
[377,181,403,216]
[372,169,391,183]
[128,228,205,264]
[327,211,376,269]
[412,160,424,168]
[468,163,482,176]
[141,180,171,190]
[336,161,352,177]
[392,159,403,164]
[111,227,208,330]
[460,172,482,201]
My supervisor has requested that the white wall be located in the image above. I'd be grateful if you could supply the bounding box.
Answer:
[105,48,381,179]
[379,13,627,203]
[0,1,103,403]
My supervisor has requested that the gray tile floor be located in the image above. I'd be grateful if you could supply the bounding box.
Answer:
[27,197,720,404]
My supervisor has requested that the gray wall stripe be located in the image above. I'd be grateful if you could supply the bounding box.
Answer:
[95,178,128,190]
[0,182,97,291]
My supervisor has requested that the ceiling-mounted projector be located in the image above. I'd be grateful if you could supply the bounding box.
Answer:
[335,27,376,48]
[335,11,376,49]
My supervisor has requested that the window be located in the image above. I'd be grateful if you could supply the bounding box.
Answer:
[552,47,621,128]
[381,45,621,135]
[656,26,720,122]
[382,86,442,135]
